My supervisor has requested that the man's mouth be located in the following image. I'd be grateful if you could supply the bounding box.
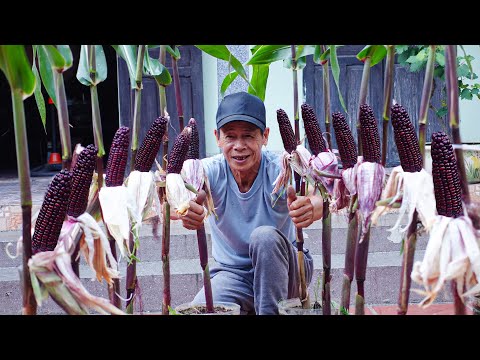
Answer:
[232,155,249,161]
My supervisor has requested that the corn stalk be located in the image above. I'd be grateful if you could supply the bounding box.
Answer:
[397,45,436,315]
[381,45,395,167]
[340,196,358,313]
[291,45,309,308]
[0,45,37,314]
[445,45,474,315]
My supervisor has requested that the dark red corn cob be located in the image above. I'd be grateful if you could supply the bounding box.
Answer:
[66,144,97,218]
[105,126,130,187]
[391,104,423,173]
[276,109,297,154]
[431,132,464,218]
[167,126,192,174]
[301,103,327,156]
[32,169,73,254]
[134,116,168,172]
[359,104,381,163]
[186,118,200,160]
[332,112,357,169]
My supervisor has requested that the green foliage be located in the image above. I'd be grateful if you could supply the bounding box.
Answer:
[31,47,46,130]
[76,45,107,86]
[248,64,269,101]
[0,45,36,97]
[356,45,387,67]
[396,45,480,119]
[36,46,58,106]
[112,45,138,89]
[144,51,172,87]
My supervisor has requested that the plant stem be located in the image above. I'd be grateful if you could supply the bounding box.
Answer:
[172,45,184,130]
[321,200,331,315]
[12,91,36,315]
[340,196,358,313]
[356,56,372,156]
[53,71,72,170]
[130,45,146,171]
[291,45,309,308]
[381,45,395,166]
[162,201,171,314]
[418,45,436,162]
[321,45,331,149]
[195,190,214,313]
[354,225,370,315]
[397,213,417,315]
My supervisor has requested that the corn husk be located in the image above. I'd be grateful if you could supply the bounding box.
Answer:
[166,173,191,216]
[126,170,161,229]
[330,177,349,213]
[28,242,125,315]
[181,159,217,218]
[310,149,339,195]
[356,161,385,242]
[99,185,130,258]
[411,214,480,307]
[372,166,437,243]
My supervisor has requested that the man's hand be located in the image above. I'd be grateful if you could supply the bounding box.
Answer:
[287,185,315,229]
[170,190,207,231]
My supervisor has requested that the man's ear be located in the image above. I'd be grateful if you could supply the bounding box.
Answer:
[263,127,270,146]
[214,129,220,147]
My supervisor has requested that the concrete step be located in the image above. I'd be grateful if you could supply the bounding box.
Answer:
[0,249,454,315]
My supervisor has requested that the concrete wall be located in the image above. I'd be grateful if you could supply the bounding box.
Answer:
[202,45,480,157]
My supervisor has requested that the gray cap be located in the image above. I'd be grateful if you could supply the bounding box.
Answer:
[216,92,266,131]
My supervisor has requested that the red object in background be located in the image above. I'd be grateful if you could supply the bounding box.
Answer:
[48,98,54,105]
[48,152,61,165]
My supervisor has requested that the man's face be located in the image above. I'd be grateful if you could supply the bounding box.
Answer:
[215,121,269,174]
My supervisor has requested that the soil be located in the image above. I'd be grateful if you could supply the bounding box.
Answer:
[177,305,234,315]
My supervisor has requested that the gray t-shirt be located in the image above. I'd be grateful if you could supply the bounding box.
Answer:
[201,150,296,267]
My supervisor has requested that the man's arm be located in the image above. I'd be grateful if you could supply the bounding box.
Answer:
[287,185,324,229]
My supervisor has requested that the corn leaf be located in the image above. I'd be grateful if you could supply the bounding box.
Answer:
[144,53,172,86]
[220,70,238,99]
[166,45,181,60]
[36,45,57,105]
[112,45,137,89]
[40,45,67,71]
[314,45,326,64]
[195,45,248,82]
[356,45,387,67]
[56,45,73,70]
[32,47,46,131]
[248,64,269,101]
[76,45,107,86]
[0,45,36,98]
[329,45,347,113]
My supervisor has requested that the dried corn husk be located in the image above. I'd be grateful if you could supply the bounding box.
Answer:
[166,173,191,216]
[28,242,125,315]
[310,149,339,195]
[411,214,480,307]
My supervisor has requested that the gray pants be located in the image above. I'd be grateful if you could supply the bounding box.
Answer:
[192,225,314,315]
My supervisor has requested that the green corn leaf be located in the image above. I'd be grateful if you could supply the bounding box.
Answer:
[248,45,316,65]
[313,45,323,64]
[283,55,307,70]
[144,53,172,86]
[220,70,239,99]
[356,45,387,67]
[112,45,138,89]
[435,51,445,67]
[36,45,57,105]
[196,45,248,82]
[166,45,181,60]
[248,64,269,101]
[56,45,73,70]
[459,45,474,80]
[0,45,36,98]
[250,45,262,54]
[32,47,46,131]
[76,45,107,86]
[40,45,67,71]
[329,45,347,113]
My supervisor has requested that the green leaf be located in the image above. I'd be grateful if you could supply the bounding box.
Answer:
[32,47,46,131]
[196,45,248,82]
[435,51,445,67]
[112,45,138,89]
[356,45,387,66]
[40,45,67,71]
[459,45,474,80]
[460,88,473,100]
[36,45,57,105]
[0,45,36,98]
[166,45,181,60]
[319,47,331,64]
[283,55,307,70]
[329,45,347,113]
[76,45,107,86]
[415,48,427,62]
[409,60,426,72]
[313,45,322,64]
[250,45,262,55]
[56,45,73,70]
[248,64,269,101]
[457,64,470,78]
[144,53,172,86]
[220,70,239,99]
[248,45,316,65]
[395,45,409,54]
[436,106,448,118]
